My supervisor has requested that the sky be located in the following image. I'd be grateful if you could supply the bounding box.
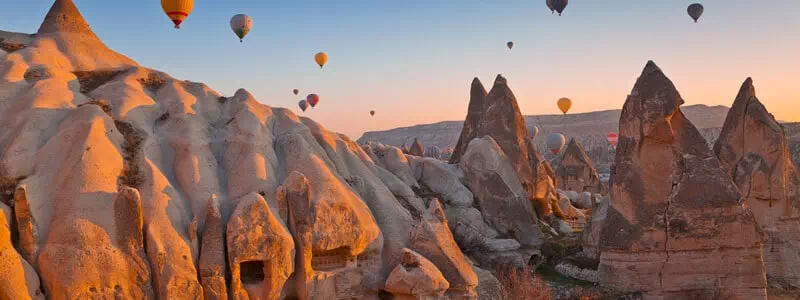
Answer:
[2,1,799,139]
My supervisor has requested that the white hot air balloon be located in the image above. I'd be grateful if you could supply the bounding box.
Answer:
[546,133,566,155]
[230,14,253,42]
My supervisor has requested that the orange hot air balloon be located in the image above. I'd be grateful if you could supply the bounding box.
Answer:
[161,0,194,29]
[607,132,619,149]
[557,97,572,114]
[315,52,328,68]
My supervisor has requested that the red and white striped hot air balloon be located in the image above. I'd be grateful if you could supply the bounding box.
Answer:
[607,132,619,149]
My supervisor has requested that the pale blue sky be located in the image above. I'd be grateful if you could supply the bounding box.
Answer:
[3,1,799,138]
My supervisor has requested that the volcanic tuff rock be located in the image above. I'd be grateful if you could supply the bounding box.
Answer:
[598,61,767,299]
[450,77,488,164]
[384,248,450,299]
[409,137,425,157]
[713,78,800,288]
[582,195,609,261]
[0,1,486,298]
[0,201,43,299]
[459,136,542,247]
[552,138,604,194]
[450,75,539,196]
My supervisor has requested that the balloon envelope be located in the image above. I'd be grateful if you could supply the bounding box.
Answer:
[546,0,555,12]
[293,89,299,95]
[551,0,568,16]
[607,132,619,148]
[370,110,375,116]
[315,52,328,68]
[557,97,572,114]
[546,133,566,155]
[507,41,514,49]
[161,0,194,29]
[298,100,308,112]
[230,14,253,41]
[687,3,704,22]
[307,94,320,107]
[530,126,540,140]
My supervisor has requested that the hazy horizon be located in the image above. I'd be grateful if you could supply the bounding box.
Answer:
[3,1,799,139]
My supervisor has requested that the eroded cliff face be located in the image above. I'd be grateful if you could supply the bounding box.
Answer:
[714,78,800,289]
[598,61,767,299]
[0,1,480,299]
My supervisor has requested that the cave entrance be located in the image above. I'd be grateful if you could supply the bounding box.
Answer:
[240,261,265,285]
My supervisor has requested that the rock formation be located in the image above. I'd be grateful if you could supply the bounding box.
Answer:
[450,76,538,195]
[424,146,442,160]
[713,78,800,288]
[384,248,450,299]
[409,137,425,157]
[450,78,488,164]
[0,202,43,299]
[582,195,608,260]
[459,136,542,247]
[409,200,479,299]
[552,138,604,193]
[598,61,767,299]
[0,1,490,298]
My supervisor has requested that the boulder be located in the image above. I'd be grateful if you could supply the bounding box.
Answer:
[472,266,502,300]
[582,195,609,261]
[713,78,800,288]
[384,248,450,299]
[410,199,478,299]
[552,138,604,194]
[459,136,543,247]
[407,156,474,207]
[598,61,767,299]
[369,144,419,189]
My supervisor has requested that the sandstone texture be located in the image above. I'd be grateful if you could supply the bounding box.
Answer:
[598,61,767,299]
[0,1,490,299]
[713,78,800,289]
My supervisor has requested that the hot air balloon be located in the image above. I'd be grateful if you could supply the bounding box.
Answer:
[298,99,308,112]
[507,41,514,50]
[370,110,375,116]
[687,3,704,23]
[607,132,619,149]
[307,94,320,108]
[161,0,194,29]
[557,97,572,114]
[293,89,299,95]
[546,133,566,155]
[315,52,328,68]
[546,0,555,13]
[551,0,568,16]
[530,126,540,141]
[230,14,253,42]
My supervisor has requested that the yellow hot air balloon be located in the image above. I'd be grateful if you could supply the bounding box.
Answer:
[315,52,328,68]
[557,97,572,114]
[161,0,194,29]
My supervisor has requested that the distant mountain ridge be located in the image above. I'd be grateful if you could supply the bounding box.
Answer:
[359,104,731,149]
[359,104,800,173]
